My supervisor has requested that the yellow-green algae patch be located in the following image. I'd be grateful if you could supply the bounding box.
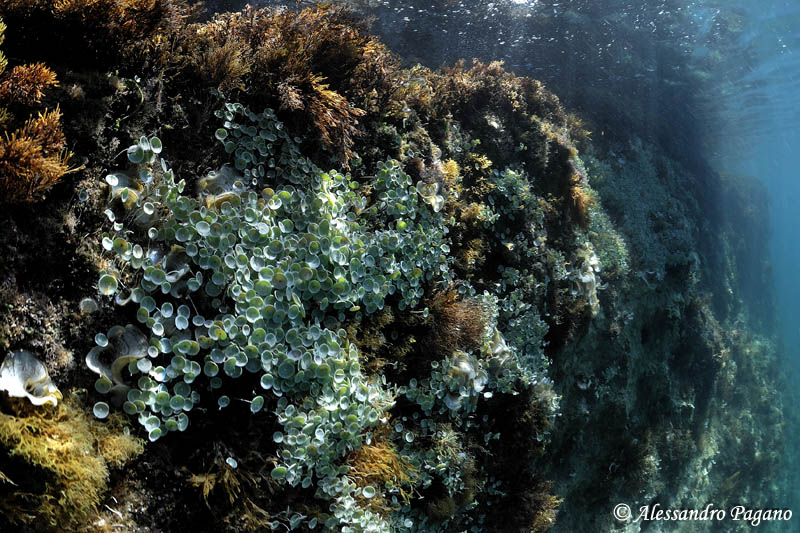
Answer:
[0,390,144,528]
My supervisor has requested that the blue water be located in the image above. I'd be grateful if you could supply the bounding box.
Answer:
[704,0,800,370]
[706,1,800,514]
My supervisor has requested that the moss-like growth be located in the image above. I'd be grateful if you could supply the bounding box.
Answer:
[426,287,489,354]
[174,4,396,165]
[0,17,81,203]
[188,445,272,530]
[440,158,460,190]
[346,308,395,374]
[345,423,418,514]
[0,391,143,528]
[0,0,195,68]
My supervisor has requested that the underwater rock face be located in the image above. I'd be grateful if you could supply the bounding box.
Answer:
[0,349,61,406]
[0,2,792,532]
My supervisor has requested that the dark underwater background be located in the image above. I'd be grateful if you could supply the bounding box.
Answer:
[0,0,798,531]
